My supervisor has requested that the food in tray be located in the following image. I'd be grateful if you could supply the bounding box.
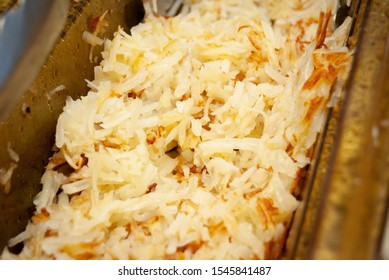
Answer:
[1,0,352,259]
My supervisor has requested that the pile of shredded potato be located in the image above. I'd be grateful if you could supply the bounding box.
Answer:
[1,0,352,259]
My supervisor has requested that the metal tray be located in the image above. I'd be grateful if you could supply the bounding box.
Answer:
[0,0,388,259]
[285,0,389,259]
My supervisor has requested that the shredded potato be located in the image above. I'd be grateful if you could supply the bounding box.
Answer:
[1,0,352,260]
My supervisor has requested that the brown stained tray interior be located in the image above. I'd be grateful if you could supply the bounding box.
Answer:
[0,0,145,252]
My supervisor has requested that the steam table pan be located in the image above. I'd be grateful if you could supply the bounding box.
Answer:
[0,0,388,259]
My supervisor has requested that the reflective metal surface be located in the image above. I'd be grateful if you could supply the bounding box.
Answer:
[0,0,144,251]
[0,0,68,120]
[145,0,186,17]
[286,0,389,259]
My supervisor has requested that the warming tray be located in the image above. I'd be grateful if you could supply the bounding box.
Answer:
[0,0,388,259]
